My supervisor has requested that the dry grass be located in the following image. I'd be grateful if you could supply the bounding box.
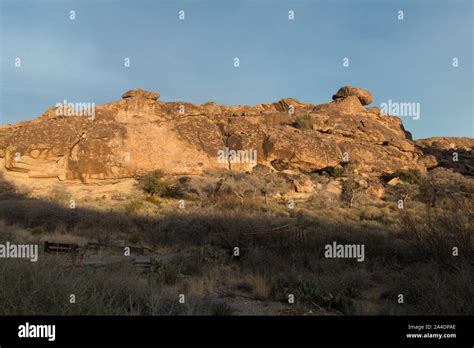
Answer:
[0,167,472,315]
[252,275,270,301]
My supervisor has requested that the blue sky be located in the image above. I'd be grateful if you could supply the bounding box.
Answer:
[0,0,472,139]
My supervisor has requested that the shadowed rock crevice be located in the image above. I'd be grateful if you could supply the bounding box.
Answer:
[415,137,474,176]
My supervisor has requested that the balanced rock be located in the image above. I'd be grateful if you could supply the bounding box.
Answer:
[121,88,160,100]
[332,86,373,106]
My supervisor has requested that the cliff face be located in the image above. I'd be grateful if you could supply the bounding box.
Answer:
[0,86,472,185]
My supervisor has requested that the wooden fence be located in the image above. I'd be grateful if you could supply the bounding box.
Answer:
[44,241,153,255]
[208,224,309,250]
[44,241,79,254]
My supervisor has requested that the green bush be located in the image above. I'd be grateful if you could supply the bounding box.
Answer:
[139,170,168,196]
[199,244,228,263]
[293,114,313,130]
[210,303,235,316]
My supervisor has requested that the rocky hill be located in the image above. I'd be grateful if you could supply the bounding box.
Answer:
[0,86,472,196]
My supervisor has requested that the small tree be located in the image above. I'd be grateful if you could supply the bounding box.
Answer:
[139,170,167,196]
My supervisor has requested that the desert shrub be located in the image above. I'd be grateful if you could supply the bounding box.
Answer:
[144,196,161,205]
[399,197,472,269]
[48,185,72,203]
[30,226,48,236]
[139,170,168,196]
[309,172,329,185]
[293,114,313,130]
[0,198,141,242]
[0,257,165,315]
[124,200,144,213]
[417,168,474,206]
[261,172,293,198]
[198,244,228,263]
[429,168,474,193]
[383,261,474,315]
[393,169,425,185]
[162,171,291,205]
[166,175,218,200]
[298,279,356,314]
[273,270,362,315]
[210,303,235,316]
[321,166,345,178]
[217,172,262,198]
[150,258,191,285]
[359,205,384,221]
[341,178,362,206]
[238,274,270,301]
[127,232,141,244]
[416,179,436,205]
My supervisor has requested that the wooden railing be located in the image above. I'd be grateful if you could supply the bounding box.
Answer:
[208,224,309,250]
[44,241,79,254]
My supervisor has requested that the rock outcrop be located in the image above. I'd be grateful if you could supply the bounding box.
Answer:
[0,87,471,188]
[122,89,160,100]
[332,86,373,106]
[415,137,474,176]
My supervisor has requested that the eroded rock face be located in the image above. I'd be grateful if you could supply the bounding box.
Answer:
[0,87,471,186]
